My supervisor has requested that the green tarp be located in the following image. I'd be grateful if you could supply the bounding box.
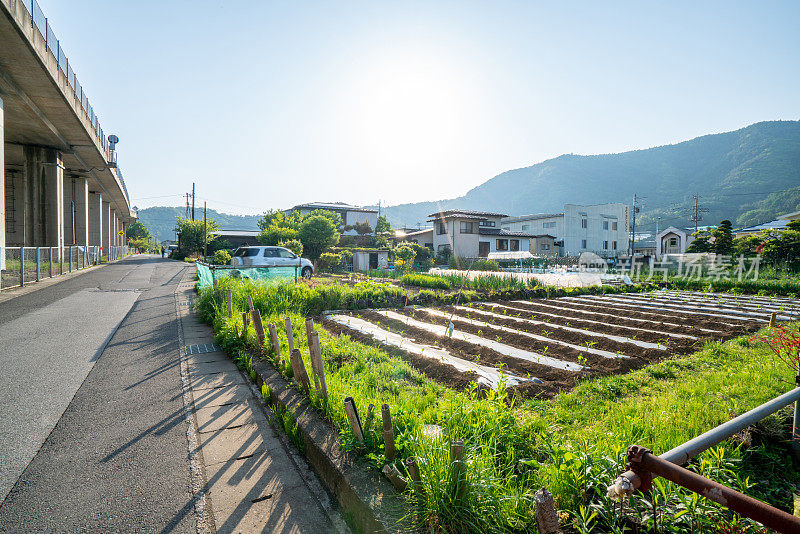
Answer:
[195,262,298,289]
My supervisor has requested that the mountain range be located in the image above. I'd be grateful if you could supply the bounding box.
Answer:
[378,120,800,232]
[136,206,261,243]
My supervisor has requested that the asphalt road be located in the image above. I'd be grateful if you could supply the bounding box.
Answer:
[0,255,196,532]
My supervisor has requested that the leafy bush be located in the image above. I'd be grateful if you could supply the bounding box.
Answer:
[471,258,500,271]
[400,273,451,289]
[394,244,416,271]
[212,249,231,265]
[317,252,342,273]
[279,239,303,257]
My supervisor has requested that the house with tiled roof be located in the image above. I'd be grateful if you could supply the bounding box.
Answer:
[427,210,541,258]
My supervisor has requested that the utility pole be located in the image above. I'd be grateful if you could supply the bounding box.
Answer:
[656,216,662,236]
[203,201,207,260]
[630,194,637,256]
[191,182,196,221]
[185,193,190,219]
[688,193,708,234]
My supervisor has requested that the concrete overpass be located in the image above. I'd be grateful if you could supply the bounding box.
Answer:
[0,0,134,268]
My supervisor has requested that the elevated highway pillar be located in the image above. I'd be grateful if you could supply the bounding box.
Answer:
[0,95,4,269]
[88,192,102,247]
[64,176,89,247]
[20,146,64,249]
[101,200,111,257]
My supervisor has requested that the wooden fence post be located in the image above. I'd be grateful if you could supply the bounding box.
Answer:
[450,440,466,498]
[285,316,295,352]
[268,324,281,361]
[769,312,777,328]
[242,311,249,339]
[253,309,266,347]
[305,317,315,343]
[289,348,311,394]
[406,456,424,496]
[308,331,328,400]
[226,289,233,319]
[344,397,364,443]
[382,404,395,461]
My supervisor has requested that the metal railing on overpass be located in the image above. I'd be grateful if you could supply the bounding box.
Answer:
[16,0,129,206]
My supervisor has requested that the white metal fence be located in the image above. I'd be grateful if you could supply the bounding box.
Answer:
[0,245,129,289]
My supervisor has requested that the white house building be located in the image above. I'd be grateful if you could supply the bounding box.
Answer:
[285,202,378,236]
[428,210,537,258]
[501,203,629,257]
[655,226,695,259]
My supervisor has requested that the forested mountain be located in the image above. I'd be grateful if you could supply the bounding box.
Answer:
[136,206,260,243]
[380,120,800,231]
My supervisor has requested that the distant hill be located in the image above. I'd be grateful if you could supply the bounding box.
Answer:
[380,120,800,231]
[136,206,261,243]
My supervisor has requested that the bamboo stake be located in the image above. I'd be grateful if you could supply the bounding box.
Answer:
[450,440,466,498]
[534,487,561,534]
[242,311,249,339]
[769,312,777,328]
[382,404,395,461]
[247,294,255,314]
[268,323,282,361]
[305,317,315,342]
[226,289,233,318]
[285,316,295,352]
[289,348,311,393]
[344,396,364,443]
[253,309,266,347]
[382,464,408,492]
[308,331,328,400]
[406,456,424,496]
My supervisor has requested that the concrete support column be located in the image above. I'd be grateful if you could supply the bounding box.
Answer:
[102,200,111,257]
[22,145,64,249]
[72,177,89,248]
[88,192,102,247]
[0,96,4,269]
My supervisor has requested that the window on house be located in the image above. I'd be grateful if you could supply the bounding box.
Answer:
[541,244,550,250]
[479,220,495,227]
[612,221,618,230]
[669,237,678,246]
[436,222,447,235]
[581,239,587,249]
[437,244,451,253]
[497,239,508,251]
[603,221,609,230]
[522,224,529,230]
[613,241,617,250]
[510,239,520,251]
[543,222,556,229]
[460,221,475,234]
[581,218,588,229]
[603,240,609,250]
[502,226,511,230]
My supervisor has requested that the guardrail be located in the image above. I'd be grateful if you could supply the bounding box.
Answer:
[0,245,129,289]
[609,387,800,533]
[13,0,129,206]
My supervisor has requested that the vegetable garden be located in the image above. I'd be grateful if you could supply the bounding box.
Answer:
[196,276,800,533]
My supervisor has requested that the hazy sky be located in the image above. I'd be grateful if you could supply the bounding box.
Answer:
[39,1,800,215]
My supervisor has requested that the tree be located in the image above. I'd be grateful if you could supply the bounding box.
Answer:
[174,217,220,256]
[258,210,302,245]
[259,225,299,245]
[686,231,712,253]
[126,220,151,241]
[304,209,342,229]
[299,215,339,259]
[278,239,303,257]
[734,233,764,257]
[354,221,373,235]
[712,220,734,255]
[375,215,391,235]
[394,244,416,271]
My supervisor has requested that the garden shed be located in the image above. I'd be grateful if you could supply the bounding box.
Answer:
[351,248,389,271]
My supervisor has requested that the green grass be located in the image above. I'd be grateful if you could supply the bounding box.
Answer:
[400,272,452,289]
[198,278,798,533]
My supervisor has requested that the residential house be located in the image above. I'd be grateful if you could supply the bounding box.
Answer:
[735,210,800,237]
[394,227,434,249]
[285,202,378,236]
[501,203,629,257]
[655,226,695,259]
[428,210,536,258]
[216,229,260,248]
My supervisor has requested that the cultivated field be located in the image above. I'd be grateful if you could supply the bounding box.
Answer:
[326,289,800,397]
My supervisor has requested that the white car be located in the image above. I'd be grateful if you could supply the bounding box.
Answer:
[230,246,314,278]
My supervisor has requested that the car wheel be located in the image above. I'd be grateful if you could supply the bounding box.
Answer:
[301,266,313,279]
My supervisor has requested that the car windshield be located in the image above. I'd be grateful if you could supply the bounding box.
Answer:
[234,248,260,257]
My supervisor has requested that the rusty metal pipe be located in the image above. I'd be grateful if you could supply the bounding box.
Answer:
[636,450,800,533]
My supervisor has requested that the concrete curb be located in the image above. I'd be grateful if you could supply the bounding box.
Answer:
[247,356,411,534]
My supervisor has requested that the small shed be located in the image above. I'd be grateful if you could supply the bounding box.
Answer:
[351,248,390,271]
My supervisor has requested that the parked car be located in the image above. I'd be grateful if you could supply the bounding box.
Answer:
[230,246,314,278]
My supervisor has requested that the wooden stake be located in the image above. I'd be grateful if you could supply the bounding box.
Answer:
[450,440,466,498]
[308,331,328,400]
[285,316,295,352]
[268,324,282,361]
[242,311,249,338]
[226,289,233,318]
[382,404,395,461]
[247,294,255,314]
[289,348,311,393]
[382,464,408,492]
[769,312,777,328]
[305,317,315,343]
[406,456,424,496]
[344,397,364,443]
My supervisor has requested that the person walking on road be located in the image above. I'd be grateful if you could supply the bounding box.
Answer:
[161,246,165,258]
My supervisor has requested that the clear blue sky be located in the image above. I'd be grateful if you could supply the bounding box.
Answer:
[39,1,800,215]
